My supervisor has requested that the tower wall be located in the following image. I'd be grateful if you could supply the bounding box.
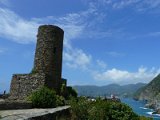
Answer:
[34,25,64,91]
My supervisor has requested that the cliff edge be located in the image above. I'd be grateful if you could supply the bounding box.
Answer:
[134,74,160,109]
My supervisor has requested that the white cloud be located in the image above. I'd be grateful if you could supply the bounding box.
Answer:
[112,0,141,9]
[144,0,160,8]
[1,2,159,86]
[86,0,160,13]
[96,60,107,69]
[93,66,160,84]
[0,8,39,44]
[0,0,10,6]
[64,48,92,70]
[0,2,114,45]
[59,24,84,50]
[0,7,92,69]
[0,49,4,53]
[0,5,97,70]
[149,31,160,37]
[112,0,160,12]
[0,3,126,74]
[0,47,7,54]
[107,51,125,57]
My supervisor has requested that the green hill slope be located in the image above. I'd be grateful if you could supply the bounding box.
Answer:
[73,83,146,97]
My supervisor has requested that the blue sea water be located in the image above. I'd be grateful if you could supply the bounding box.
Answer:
[122,98,160,120]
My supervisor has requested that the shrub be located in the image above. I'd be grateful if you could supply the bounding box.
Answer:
[89,100,139,120]
[56,95,65,106]
[28,86,57,108]
[60,83,67,97]
[66,86,77,98]
[69,97,152,120]
[70,97,90,120]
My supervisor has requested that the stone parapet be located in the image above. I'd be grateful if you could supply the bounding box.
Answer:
[0,106,71,120]
[0,101,32,110]
[9,73,46,100]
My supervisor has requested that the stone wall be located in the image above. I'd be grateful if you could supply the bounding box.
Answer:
[30,107,71,120]
[9,73,46,100]
[34,25,64,92]
[0,101,32,110]
[0,106,71,120]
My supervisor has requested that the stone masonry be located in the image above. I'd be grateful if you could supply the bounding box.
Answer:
[34,25,64,91]
[10,73,46,100]
[9,25,65,100]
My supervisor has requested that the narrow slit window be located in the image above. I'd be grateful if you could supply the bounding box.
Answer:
[53,47,57,53]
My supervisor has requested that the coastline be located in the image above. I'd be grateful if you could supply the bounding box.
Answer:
[122,98,160,119]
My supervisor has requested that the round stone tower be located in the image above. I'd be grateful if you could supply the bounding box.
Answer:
[34,25,64,92]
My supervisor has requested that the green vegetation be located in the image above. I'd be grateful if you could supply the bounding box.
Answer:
[66,86,77,99]
[30,68,37,74]
[28,86,64,108]
[27,86,152,119]
[60,84,78,99]
[69,97,152,120]
[56,95,65,106]
[28,86,78,108]
[60,83,66,97]
[139,116,153,120]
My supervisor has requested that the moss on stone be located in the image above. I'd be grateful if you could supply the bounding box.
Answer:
[30,68,37,74]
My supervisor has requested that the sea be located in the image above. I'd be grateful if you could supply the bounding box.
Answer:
[122,98,160,120]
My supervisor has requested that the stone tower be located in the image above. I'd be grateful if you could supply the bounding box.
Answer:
[34,25,64,91]
[9,25,65,100]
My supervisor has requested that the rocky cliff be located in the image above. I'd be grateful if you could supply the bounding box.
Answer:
[134,74,160,105]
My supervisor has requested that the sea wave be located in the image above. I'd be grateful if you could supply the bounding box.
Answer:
[146,112,153,115]
[139,107,149,110]
[152,113,160,117]
[146,111,160,119]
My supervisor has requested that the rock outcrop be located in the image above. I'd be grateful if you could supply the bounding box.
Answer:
[134,74,160,109]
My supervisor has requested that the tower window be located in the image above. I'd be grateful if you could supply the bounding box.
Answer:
[54,47,57,53]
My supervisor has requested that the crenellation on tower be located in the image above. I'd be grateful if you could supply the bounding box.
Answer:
[9,25,66,100]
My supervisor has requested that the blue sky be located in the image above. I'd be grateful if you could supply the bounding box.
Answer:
[0,0,160,92]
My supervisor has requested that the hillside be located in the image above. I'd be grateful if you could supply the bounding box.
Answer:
[73,83,146,98]
[134,74,160,102]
